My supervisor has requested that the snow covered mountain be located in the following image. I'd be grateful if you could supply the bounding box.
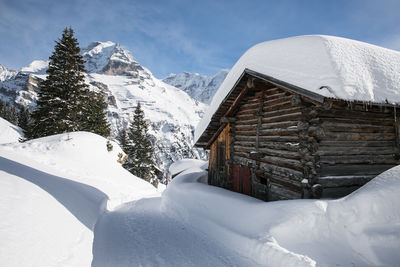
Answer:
[0,64,18,82]
[0,42,207,172]
[163,70,228,104]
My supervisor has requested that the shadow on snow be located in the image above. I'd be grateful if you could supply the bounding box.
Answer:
[0,156,108,231]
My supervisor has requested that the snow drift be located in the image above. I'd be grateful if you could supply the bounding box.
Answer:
[162,160,400,267]
[0,131,159,267]
[0,117,23,144]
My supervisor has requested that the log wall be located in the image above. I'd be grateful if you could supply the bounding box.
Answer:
[208,76,400,201]
[314,101,400,197]
[231,87,303,201]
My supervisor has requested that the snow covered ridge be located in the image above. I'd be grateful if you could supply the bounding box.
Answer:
[195,35,400,142]
[163,160,400,266]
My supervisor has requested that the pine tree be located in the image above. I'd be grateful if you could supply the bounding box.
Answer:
[18,106,31,131]
[123,102,155,181]
[26,27,90,139]
[118,128,129,152]
[81,91,111,137]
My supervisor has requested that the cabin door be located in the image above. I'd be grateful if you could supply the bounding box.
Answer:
[232,165,252,196]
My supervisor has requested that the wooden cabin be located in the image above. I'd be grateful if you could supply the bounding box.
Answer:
[195,69,400,201]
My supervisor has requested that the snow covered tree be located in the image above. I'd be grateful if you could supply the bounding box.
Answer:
[123,102,155,181]
[25,27,110,139]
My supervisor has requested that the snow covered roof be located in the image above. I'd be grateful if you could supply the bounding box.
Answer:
[195,35,400,145]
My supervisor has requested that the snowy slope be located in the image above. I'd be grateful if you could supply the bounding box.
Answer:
[161,160,400,267]
[163,70,228,104]
[0,117,23,144]
[195,35,400,142]
[0,41,207,172]
[0,131,159,267]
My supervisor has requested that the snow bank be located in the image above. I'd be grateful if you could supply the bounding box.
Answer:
[162,160,400,267]
[0,117,23,144]
[195,35,400,143]
[0,131,159,267]
[169,158,208,176]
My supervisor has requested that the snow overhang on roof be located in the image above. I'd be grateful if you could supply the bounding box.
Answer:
[194,35,400,147]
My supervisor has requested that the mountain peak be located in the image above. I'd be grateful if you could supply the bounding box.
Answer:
[82,41,143,76]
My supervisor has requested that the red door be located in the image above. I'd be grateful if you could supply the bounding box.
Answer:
[232,165,251,196]
[241,167,251,196]
[232,164,240,193]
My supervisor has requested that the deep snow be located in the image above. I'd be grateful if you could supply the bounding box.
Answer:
[1,123,399,266]
[0,117,23,144]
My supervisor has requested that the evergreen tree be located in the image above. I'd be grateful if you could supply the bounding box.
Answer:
[26,27,90,139]
[123,102,155,181]
[0,100,18,125]
[81,91,110,137]
[118,128,129,152]
[18,106,31,131]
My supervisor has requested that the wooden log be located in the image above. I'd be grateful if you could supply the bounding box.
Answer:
[235,118,259,125]
[322,132,395,141]
[261,120,298,130]
[262,107,302,118]
[259,141,300,152]
[319,109,393,121]
[319,140,396,147]
[259,162,303,180]
[259,155,303,171]
[317,175,375,187]
[316,146,396,156]
[261,112,303,124]
[319,164,396,176]
[262,101,293,113]
[265,92,286,101]
[259,135,300,142]
[258,128,298,136]
[313,117,394,126]
[269,183,302,200]
[257,147,300,159]
[320,154,398,165]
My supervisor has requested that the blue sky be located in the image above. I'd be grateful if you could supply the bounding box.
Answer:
[1,0,399,78]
